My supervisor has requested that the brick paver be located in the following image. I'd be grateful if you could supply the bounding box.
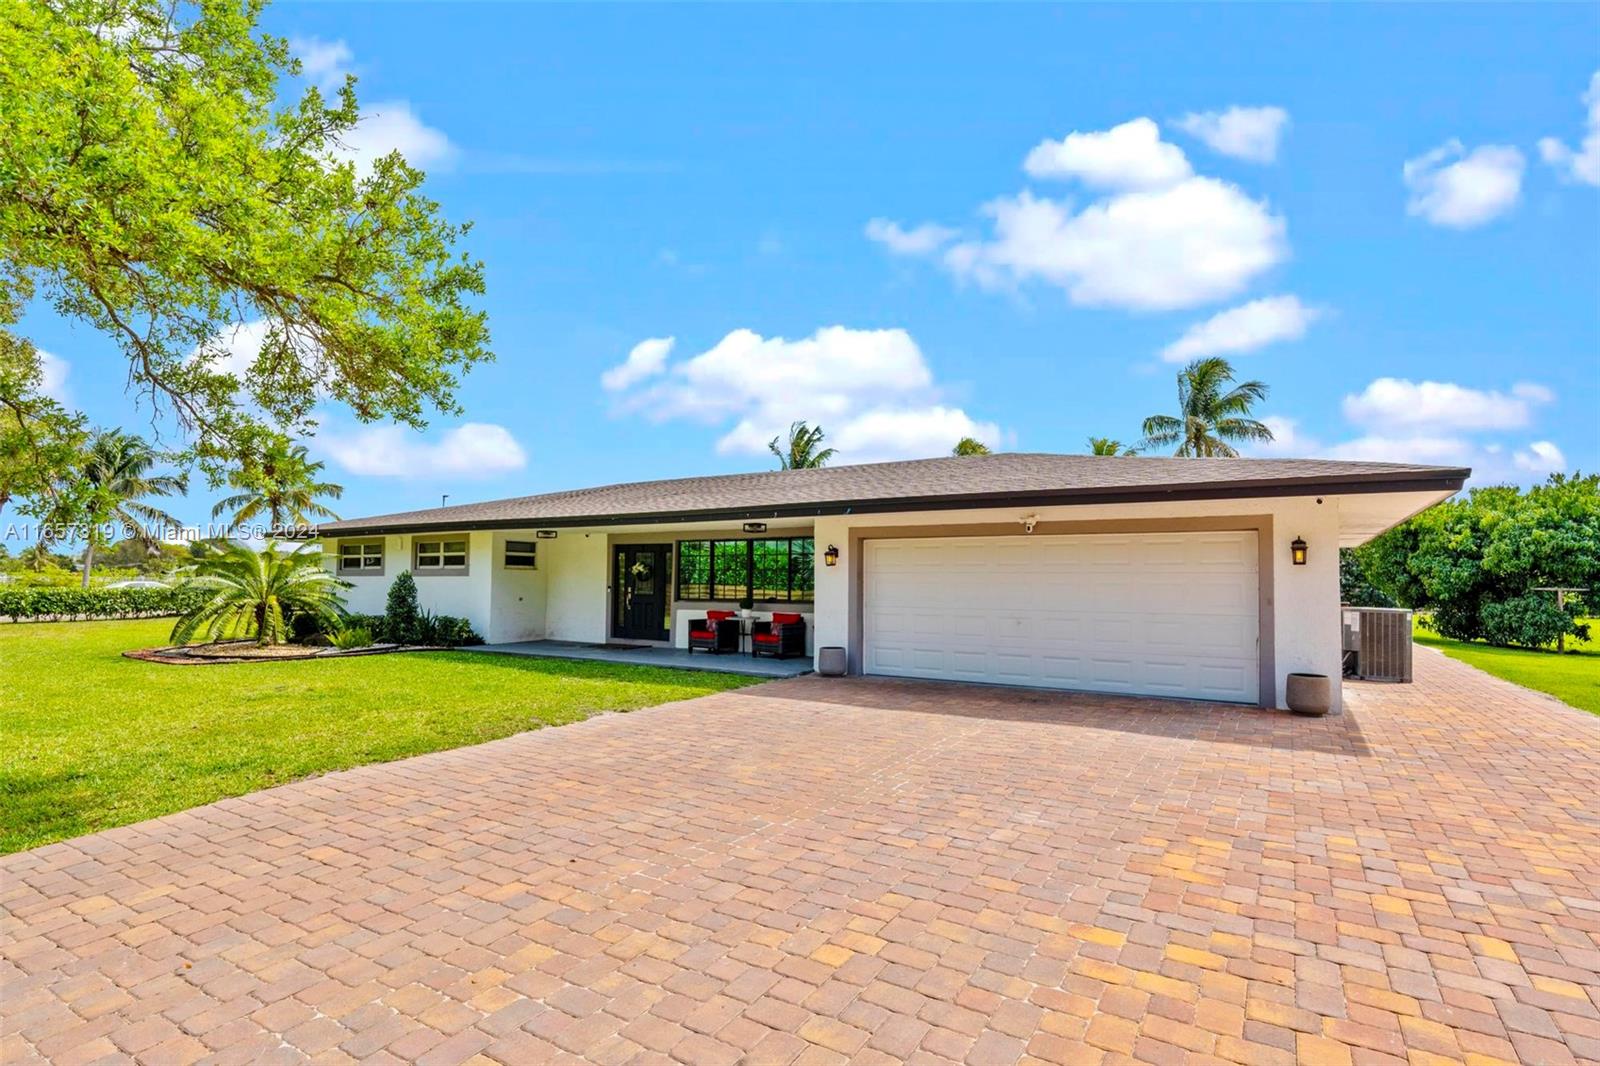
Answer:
[4,649,1599,1064]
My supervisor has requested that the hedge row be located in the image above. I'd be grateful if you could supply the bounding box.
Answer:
[0,585,209,621]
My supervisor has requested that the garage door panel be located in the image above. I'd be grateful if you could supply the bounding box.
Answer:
[864,532,1259,704]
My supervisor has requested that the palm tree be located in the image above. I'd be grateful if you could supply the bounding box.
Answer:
[769,421,836,469]
[171,541,346,646]
[211,437,342,534]
[77,430,188,588]
[1141,357,1274,457]
[1087,437,1139,456]
[952,437,992,456]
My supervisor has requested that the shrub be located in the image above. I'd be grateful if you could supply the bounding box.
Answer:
[1479,593,1588,649]
[343,612,388,640]
[412,609,482,648]
[384,571,421,644]
[330,625,374,650]
[0,585,208,621]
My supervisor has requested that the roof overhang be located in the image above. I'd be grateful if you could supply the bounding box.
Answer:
[302,468,1469,540]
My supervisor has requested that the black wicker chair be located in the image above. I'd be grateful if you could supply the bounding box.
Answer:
[751,612,806,659]
[687,610,739,654]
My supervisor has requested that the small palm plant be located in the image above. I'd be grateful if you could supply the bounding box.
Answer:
[171,541,346,647]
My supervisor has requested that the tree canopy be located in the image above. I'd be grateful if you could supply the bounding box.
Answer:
[1353,473,1598,648]
[952,437,991,457]
[0,0,491,491]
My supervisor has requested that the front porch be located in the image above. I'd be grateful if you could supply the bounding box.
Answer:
[462,639,814,678]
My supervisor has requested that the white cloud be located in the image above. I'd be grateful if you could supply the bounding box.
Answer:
[1325,434,1476,465]
[336,100,457,175]
[608,326,1000,464]
[944,179,1286,311]
[601,337,674,392]
[290,36,353,92]
[1160,295,1322,363]
[875,118,1287,311]
[1174,106,1290,164]
[1343,378,1553,432]
[1538,70,1600,186]
[1403,140,1524,228]
[1022,118,1193,190]
[321,423,527,479]
[1515,440,1567,473]
[35,349,70,403]
[864,218,958,256]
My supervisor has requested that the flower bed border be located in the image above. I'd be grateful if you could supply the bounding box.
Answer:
[123,642,444,666]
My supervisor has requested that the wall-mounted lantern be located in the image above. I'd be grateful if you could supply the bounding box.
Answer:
[823,544,840,567]
[742,522,768,533]
[1291,536,1308,566]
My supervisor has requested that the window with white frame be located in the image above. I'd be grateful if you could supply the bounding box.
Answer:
[504,540,537,569]
[338,541,383,574]
[414,538,468,572]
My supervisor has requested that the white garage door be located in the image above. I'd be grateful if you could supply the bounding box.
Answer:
[863,532,1259,703]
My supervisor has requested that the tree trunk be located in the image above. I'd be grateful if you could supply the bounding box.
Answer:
[81,540,95,589]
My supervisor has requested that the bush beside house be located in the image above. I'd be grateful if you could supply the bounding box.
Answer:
[1353,472,1598,649]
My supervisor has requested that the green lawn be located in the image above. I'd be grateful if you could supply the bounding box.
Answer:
[0,619,753,854]
[1414,616,1600,716]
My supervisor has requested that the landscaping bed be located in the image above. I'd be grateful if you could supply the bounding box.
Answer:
[123,640,436,664]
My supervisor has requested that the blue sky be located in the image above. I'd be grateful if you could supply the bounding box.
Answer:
[23,3,1600,529]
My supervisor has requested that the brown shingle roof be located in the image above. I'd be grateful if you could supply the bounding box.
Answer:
[311,453,1469,536]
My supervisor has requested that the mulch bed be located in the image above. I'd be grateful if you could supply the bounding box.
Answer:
[124,641,442,666]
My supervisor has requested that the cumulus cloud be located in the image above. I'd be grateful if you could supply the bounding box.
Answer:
[1538,70,1600,186]
[872,118,1287,312]
[290,36,353,92]
[943,179,1286,311]
[335,100,457,175]
[1174,106,1290,164]
[1514,440,1566,473]
[601,337,673,392]
[1022,118,1193,190]
[1160,295,1322,363]
[35,349,70,403]
[321,422,527,479]
[1403,140,1524,228]
[864,218,958,256]
[1343,378,1553,432]
[605,326,1000,464]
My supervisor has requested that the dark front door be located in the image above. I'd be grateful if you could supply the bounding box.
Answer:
[613,545,670,641]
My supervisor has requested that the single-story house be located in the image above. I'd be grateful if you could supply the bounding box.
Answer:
[313,452,1467,713]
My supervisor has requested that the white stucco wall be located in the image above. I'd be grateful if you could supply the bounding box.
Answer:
[541,530,609,643]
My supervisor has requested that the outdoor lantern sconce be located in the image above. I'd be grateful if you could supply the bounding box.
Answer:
[1291,537,1308,566]
[824,544,840,567]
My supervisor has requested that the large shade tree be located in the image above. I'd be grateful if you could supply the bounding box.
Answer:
[1141,357,1274,457]
[0,0,491,495]
[211,435,342,533]
[76,429,188,587]
[769,421,836,470]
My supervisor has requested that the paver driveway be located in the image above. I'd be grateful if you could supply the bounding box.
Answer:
[4,650,1599,1066]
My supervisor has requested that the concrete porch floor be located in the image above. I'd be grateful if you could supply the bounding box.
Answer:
[461,639,813,678]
